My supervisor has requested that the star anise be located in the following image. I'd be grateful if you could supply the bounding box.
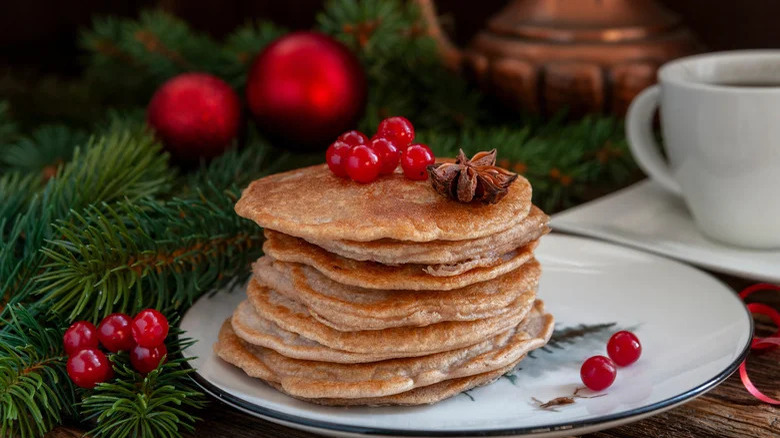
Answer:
[427,149,518,204]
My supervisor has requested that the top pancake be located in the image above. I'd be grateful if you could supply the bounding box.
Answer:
[235,164,532,242]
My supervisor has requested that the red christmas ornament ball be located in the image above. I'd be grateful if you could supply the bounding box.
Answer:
[147,72,241,162]
[246,31,366,150]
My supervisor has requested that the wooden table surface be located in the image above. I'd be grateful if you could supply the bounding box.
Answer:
[49,273,779,438]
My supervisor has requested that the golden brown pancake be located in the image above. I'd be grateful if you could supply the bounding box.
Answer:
[270,359,521,406]
[231,300,401,363]
[305,205,549,265]
[253,256,542,331]
[244,279,536,356]
[263,231,539,290]
[215,300,553,400]
[235,164,532,242]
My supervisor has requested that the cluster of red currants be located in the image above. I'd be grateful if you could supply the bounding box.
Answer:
[63,309,170,388]
[326,116,435,183]
[580,331,642,391]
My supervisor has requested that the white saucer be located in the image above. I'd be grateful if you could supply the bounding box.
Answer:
[550,180,780,282]
[180,234,752,437]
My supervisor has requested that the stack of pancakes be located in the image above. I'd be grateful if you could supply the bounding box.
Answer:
[215,164,554,406]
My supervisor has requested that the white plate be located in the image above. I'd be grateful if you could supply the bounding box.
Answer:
[180,234,752,437]
[550,180,780,282]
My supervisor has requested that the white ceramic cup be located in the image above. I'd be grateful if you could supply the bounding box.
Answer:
[626,50,780,248]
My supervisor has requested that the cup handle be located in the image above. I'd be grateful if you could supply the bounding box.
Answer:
[626,85,682,195]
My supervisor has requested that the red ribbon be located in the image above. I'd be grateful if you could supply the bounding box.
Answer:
[738,283,780,404]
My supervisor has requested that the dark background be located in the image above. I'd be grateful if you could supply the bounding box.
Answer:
[2,0,780,76]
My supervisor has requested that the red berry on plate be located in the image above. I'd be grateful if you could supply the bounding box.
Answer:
[130,343,168,374]
[326,140,352,177]
[63,321,99,356]
[401,143,435,180]
[607,331,642,366]
[345,144,381,183]
[131,309,169,348]
[369,137,401,175]
[337,130,368,147]
[580,355,617,391]
[67,348,113,388]
[98,313,135,353]
[377,116,414,148]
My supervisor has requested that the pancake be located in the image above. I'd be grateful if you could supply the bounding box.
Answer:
[263,231,539,291]
[271,359,522,407]
[306,205,550,265]
[253,256,542,331]
[215,300,553,399]
[231,300,401,363]
[235,164,532,242]
[244,279,536,356]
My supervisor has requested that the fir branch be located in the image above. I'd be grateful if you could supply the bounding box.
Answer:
[0,171,42,225]
[48,130,173,219]
[81,336,206,438]
[36,190,262,322]
[0,129,173,311]
[0,306,76,438]
[1,124,88,175]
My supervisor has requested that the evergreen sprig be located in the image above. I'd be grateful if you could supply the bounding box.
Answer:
[1,125,88,175]
[81,335,206,438]
[37,190,263,322]
[0,306,76,438]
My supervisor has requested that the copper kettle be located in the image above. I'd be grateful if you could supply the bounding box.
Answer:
[418,0,700,115]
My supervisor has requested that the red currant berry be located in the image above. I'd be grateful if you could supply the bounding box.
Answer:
[326,140,352,178]
[377,116,414,148]
[337,130,368,147]
[97,313,135,353]
[580,355,617,391]
[63,321,99,356]
[130,343,168,374]
[131,309,169,348]
[369,137,401,175]
[345,144,381,183]
[67,348,113,388]
[607,331,642,366]
[401,143,435,180]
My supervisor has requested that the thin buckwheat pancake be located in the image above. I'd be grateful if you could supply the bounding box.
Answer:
[231,300,401,363]
[275,360,522,406]
[215,301,552,399]
[235,164,532,242]
[245,279,536,356]
[263,231,539,290]
[253,256,542,331]
[305,205,549,265]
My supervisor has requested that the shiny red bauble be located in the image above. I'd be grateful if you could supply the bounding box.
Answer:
[345,145,381,183]
[147,72,241,162]
[98,313,135,353]
[338,130,368,147]
[580,355,617,391]
[326,140,352,178]
[369,137,401,175]
[130,343,168,374]
[67,348,113,389]
[131,309,169,348]
[401,143,435,180]
[246,31,366,150]
[377,117,414,148]
[607,331,642,366]
[63,321,99,356]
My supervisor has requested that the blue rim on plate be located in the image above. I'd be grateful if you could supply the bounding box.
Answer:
[180,297,753,437]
